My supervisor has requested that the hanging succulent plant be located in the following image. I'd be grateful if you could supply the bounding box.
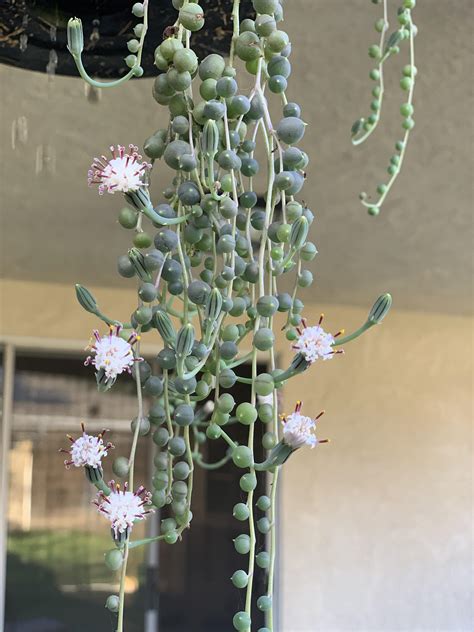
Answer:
[63,0,418,630]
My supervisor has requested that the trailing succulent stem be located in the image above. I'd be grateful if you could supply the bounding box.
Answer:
[352,0,418,215]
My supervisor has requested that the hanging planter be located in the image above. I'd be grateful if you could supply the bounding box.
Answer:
[0,0,254,77]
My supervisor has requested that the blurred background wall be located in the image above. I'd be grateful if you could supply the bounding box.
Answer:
[1,0,472,631]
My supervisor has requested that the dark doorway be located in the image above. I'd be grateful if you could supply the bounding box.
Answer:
[155,363,267,632]
[5,352,267,632]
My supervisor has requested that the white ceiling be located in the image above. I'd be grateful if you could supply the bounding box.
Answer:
[0,0,472,315]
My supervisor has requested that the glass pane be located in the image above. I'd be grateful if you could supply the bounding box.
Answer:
[5,354,150,632]
[5,355,267,631]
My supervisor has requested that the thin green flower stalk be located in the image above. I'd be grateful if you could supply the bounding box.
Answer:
[60,0,417,629]
[67,1,150,88]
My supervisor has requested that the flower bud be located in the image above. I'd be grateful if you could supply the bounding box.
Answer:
[205,288,223,320]
[367,293,392,324]
[67,18,84,56]
[75,284,98,315]
[201,120,220,159]
[154,310,176,346]
[289,216,309,250]
[175,324,195,358]
[128,248,152,282]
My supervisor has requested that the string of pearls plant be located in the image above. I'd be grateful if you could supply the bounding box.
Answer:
[352,0,418,215]
[63,0,414,630]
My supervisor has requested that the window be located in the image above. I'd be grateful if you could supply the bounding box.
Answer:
[4,351,268,631]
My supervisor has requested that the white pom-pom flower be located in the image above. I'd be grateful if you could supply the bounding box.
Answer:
[88,144,151,195]
[292,315,344,364]
[61,423,113,469]
[281,402,327,450]
[85,325,141,386]
[95,482,153,539]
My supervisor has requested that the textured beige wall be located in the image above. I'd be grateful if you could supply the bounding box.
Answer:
[279,304,472,631]
[1,281,472,630]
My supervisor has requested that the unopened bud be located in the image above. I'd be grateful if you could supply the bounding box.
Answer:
[289,216,309,250]
[75,284,98,315]
[175,324,195,358]
[205,288,223,321]
[367,293,392,324]
[67,17,84,56]
[128,248,152,282]
[201,120,220,159]
[154,310,176,346]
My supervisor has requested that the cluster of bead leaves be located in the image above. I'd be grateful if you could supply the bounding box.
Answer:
[66,1,399,631]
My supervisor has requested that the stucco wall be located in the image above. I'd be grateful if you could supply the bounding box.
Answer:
[279,304,472,631]
[1,281,471,630]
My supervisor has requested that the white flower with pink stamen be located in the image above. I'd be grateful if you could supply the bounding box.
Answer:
[85,325,140,382]
[292,315,342,364]
[88,144,151,195]
[61,423,113,469]
[95,482,153,538]
[281,401,327,450]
